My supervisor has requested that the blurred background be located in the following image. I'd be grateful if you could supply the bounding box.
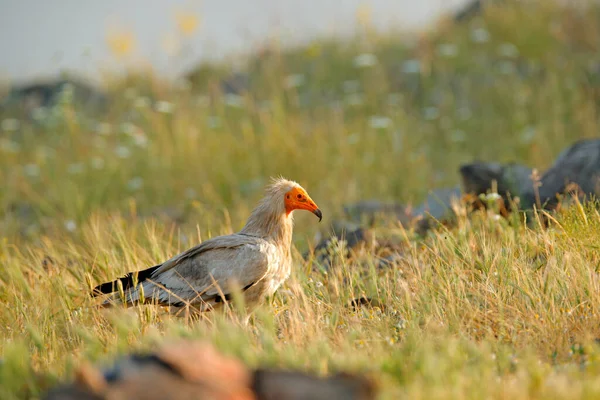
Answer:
[0,0,470,83]
[0,0,599,248]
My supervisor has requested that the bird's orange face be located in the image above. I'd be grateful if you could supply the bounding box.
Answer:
[284,187,322,221]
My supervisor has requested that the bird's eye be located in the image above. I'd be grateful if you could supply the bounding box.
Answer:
[297,194,302,199]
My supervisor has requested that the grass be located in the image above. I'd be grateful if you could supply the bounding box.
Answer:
[2,0,600,398]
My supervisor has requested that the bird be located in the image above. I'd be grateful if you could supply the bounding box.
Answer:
[91,177,322,314]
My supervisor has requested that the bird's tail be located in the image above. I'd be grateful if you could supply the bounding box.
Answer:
[91,264,162,297]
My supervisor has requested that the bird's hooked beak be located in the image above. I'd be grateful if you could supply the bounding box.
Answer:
[313,208,323,222]
[285,187,323,222]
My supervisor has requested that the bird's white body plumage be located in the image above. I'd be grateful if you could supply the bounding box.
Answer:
[100,177,307,313]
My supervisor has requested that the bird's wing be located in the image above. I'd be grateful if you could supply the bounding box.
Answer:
[151,233,260,276]
[125,234,278,306]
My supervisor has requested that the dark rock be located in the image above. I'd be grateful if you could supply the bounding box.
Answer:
[520,139,600,210]
[42,385,104,400]
[343,200,411,226]
[0,77,108,119]
[253,370,376,400]
[459,161,534,206]
[452,0,503,24]
[411,185,463,235]
[453,0,485,23]
[412,185,462,221]
[43,340,254,400]
[307,221,374,269]
[347,297,387,312]
[342,186,463,236]
[43,340,376,400]
[220,72,251,95]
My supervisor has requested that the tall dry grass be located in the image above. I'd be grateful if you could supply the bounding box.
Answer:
[2,0,600,398]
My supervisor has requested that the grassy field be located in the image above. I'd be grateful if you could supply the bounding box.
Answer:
[2,0,600,398]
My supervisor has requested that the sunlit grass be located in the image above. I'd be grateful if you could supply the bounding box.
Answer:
[2,0,600,398]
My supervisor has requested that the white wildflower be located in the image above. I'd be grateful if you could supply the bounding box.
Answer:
[258,100,272,111]
[369,116,392,129]
[115,146,131,159]
[120,122,136,135]
[521,126,536,144]
[90,157,105,170]
[122,124,148,147]
[174,78,192,91]
[395,320,407,330]
[127,177,144,191]
[387,93,401,106]
[353,53,378,68]
[207,116,221,129]
[342,80,361,93]
[94,122,112,135]
[1,118,20,132]
[0,139,20,153]
[64,220,77,232]
[363,152,375,166]
[347,133,360,145]
[155,101,174,114]
[39,146,56,159]
[485,192,501,201]
[31,107,49,121]
[345,93,364,106]
[133,97,151,108]
[437,44,458,57]
[184,187,197,199]
[402,59,421,74]
[457,107,472,121]
[24,164,40,177]
[224,94,244,108]
[451,130,467,143]
[132,132,148,147]
[67,163,85,175]
[498,61,516,75]
[423,107,439,120]
[194,95,210,107]
[284,74,306,89]
[471,27,490,43]
[498,43,519,58]
[124,87,137,100]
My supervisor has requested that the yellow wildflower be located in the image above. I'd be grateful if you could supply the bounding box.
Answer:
[106,29,135,58]
[356,3,372,28]
[176,11,200,36]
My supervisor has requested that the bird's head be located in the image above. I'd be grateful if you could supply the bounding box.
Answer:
[267,177,322,222]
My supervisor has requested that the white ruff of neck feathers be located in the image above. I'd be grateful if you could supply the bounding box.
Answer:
[240,177,301,246]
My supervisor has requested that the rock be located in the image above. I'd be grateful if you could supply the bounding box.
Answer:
[253,370,376,400]
[44,340,253,400]
[42,385,104,400]
[452,0,504,24]
[0,77,108,119]
[347,297,387,312]
[520,138,600,210]
[404,185,464,235]
[453,0,485,23]
[43,340,376,400]
[310,187,465,269]
[220,72,251,95]
[307,221,374,269]
[459,161,534,211]
[341,185,463,236]
[343,200,411,226]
